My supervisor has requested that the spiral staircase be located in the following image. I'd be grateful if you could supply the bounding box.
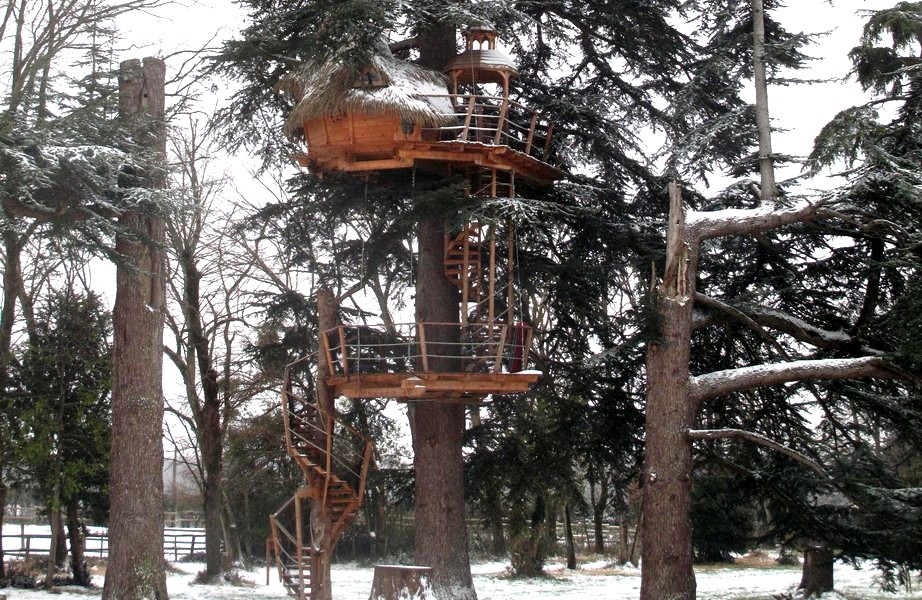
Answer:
[267,361,373,600]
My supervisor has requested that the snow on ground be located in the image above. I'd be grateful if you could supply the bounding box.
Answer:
[1,556,920,600]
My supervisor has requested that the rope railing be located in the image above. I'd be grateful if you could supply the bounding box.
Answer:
[417,94,557,164]
[320,322,533,377]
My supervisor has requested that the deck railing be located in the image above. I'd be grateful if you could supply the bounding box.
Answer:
[419,94,557,164]
[319,322,533,377]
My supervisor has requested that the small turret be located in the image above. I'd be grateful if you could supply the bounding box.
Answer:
[444,24,518,96]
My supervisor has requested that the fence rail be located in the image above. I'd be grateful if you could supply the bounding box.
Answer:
[0,527,206,561]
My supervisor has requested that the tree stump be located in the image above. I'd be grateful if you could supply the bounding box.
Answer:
[368,565,433,600]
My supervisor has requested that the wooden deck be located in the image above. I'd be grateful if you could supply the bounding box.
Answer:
[298,93,567,185]
[325,371,541,401]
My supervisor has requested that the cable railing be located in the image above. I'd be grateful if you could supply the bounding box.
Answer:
[418,94,557,165]
[319,322,533,377]
[281,363,374,497]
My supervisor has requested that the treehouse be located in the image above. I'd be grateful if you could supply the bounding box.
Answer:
[279,26,566,187]
[270,27,563,600]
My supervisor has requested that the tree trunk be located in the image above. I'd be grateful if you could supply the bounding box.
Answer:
[487,489,506,556]
[0,229,24,582]
[46,504,59,587]
[564,502,577,570]
[102,57,168,600]
[799,546,834,597]
[66,502,90,587]
[751,0,776,201]
[618,517,630,565]
[313,288,338,600]
[592,473,609,554]
[53,506,67,568]
[412,215,475,600]
[640,184,699,600]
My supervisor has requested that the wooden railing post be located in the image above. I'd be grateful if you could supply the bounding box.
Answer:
[337,326,349,375]
[494,98,510,145]
[524,113,540,156]
[493,325,508,373]
[461,97,476,141]
[418,322,429,372]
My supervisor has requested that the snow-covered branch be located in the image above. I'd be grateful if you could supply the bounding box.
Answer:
[688,356,898,404]
[687,199,824,241]
[687,428,828,478]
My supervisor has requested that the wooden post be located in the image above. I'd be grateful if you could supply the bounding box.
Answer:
[524,113,539,156]
[338,326,349,375]
[418,323,430,372]
[494,99,509,145]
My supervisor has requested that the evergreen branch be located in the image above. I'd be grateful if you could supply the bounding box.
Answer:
[686,428,829,479]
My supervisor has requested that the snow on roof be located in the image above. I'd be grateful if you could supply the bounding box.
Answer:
[278,43,453,139]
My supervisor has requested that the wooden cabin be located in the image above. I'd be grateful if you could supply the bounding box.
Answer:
[279,28,565,186]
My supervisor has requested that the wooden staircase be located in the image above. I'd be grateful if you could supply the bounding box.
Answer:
[268,361,373,600]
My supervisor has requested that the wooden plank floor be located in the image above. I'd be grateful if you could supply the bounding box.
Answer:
[325,371,541,401]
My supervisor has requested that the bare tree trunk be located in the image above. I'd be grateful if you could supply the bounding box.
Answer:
[591,472,609,554]
[0,229,24,581]
[314,288,338,600]
[563,502,577,570]
[640,184,699,600]
[799,546,834,597]
[46,502,60,587]
[53,505,67,567]
[487,489,506,556]
[66,501,90,587]
[102,57,168,600]
[751,0,776,200]
[618,516,630,564]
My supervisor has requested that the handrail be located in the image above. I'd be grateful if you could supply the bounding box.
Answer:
[415,93,558,164]
[320,321,533,377]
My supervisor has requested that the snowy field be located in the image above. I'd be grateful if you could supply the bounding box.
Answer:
[1,556,921,600]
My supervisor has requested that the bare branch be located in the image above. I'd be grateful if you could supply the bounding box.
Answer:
[688,198,824,241]
[688,356,901,404]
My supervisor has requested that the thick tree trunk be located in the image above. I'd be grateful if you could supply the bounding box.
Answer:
[412,216,475,599]
[640,184,699,600]
[202,419,223,577]
[102,57,168,600]
[66,502,90,587]
[0,479,5,579]
[799,546,834,597]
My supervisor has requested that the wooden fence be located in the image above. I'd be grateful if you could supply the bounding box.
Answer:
[0,526,206,561]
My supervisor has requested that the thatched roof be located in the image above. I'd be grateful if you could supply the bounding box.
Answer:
[278,45,453,139]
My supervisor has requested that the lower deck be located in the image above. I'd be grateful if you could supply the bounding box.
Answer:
[325,370,541,401]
